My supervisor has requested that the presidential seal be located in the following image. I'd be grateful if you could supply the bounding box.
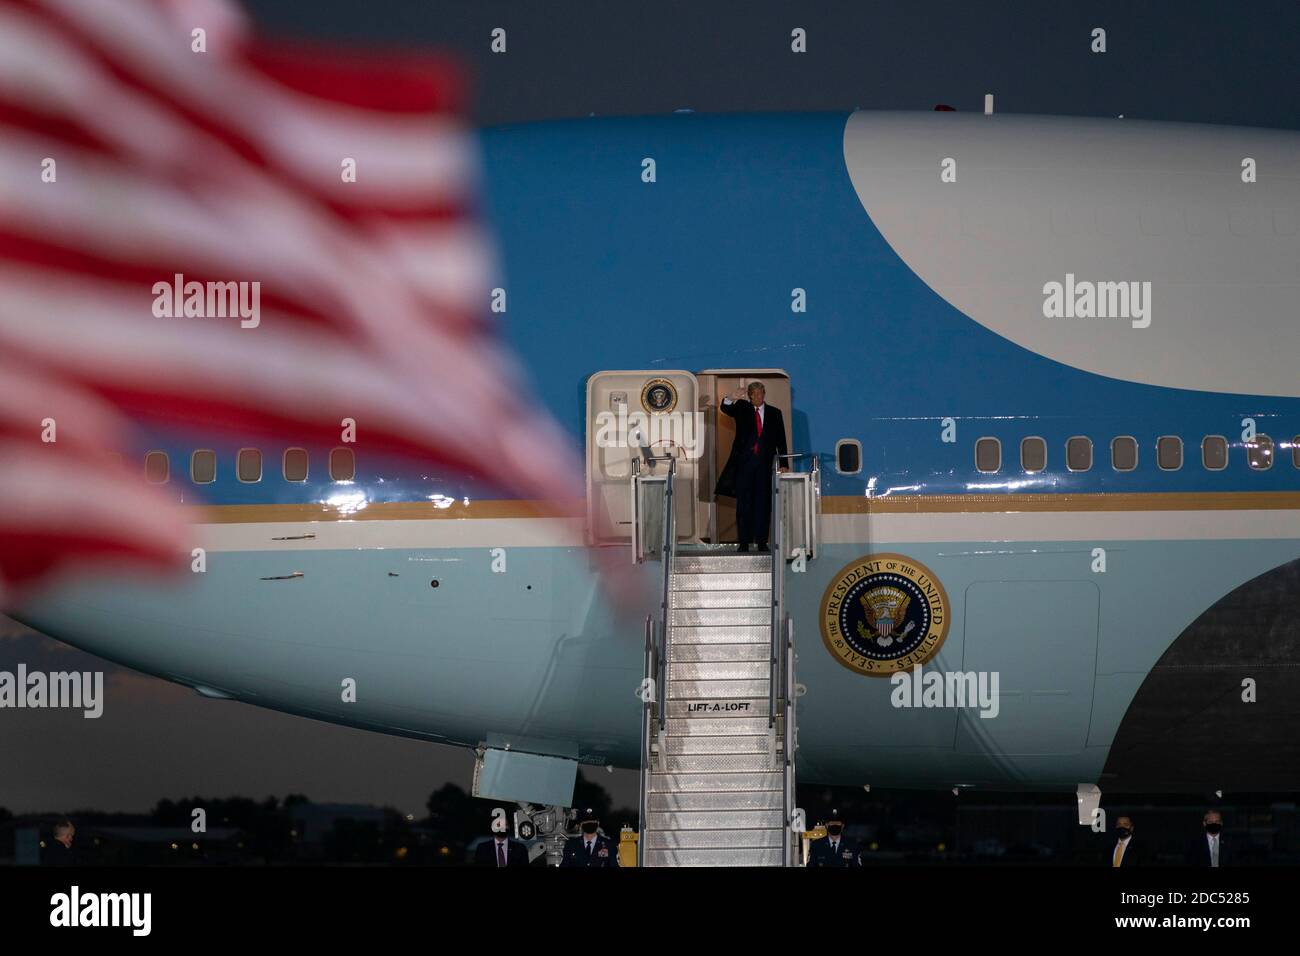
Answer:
[640,378,678,414]
[819,553,950,676]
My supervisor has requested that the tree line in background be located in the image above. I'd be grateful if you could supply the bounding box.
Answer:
[5,783,1300,864]
[0,772,635,865]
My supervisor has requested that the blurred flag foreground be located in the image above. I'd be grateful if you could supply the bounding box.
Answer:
[0,0,578,606]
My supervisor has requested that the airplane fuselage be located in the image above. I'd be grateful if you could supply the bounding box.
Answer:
[17,110,1300,794]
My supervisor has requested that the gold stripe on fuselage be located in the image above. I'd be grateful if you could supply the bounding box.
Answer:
[190,492,1300,524]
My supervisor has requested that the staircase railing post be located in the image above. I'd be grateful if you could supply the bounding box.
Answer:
[638,614,653,867]
[780,616,790,868]
[769,458,781,742]
[659,458,675,736]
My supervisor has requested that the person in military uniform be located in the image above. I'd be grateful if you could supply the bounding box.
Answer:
[559,809,619,868]
[806,811,860,867]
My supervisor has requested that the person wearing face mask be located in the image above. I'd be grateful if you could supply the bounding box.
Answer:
[1105,815,1138,867]
[560,809,619,868]
[474,814,530,867]
[1185,810,1228,867]
[806,811,860,867]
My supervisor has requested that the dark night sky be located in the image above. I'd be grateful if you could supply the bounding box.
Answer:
[3,0,1299,817]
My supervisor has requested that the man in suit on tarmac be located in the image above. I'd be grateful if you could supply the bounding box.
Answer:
[560,809,619,868]
[1185,810,1228,867]
[1107,815,1139,867]
[716,382,788,552]
[474,814,530,867]
[42,818,81,867]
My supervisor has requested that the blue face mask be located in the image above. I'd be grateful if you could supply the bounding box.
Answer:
[1115,827,1132,839]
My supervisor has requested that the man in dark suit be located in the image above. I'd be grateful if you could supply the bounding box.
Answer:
[559,809,619,868]
[42,818,81,866]
[806,810,860,867]
[1185,810,1228,867]
[715,382,788,552]
[1105,815,1138,867]
[474,820,530,867]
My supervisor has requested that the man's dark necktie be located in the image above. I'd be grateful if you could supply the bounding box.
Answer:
[497,842,505,867]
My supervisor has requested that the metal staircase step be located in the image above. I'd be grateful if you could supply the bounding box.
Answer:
[665,697,769,718]
[640,529,795,868]
[667,716,781,736]
[645,809,783,830]
[664,734,773,755]
[670,572,770,591]
[670,589,771,610]
[671,554,772,573]
[658,752,781,773]
[646,790,782,812]
[643,847,784,867]
[671,625,770,645]
[643,827,785,850]
[670,642,769,663]
[670,607,770,627]
[646,771,782,792]
[669,678,769,699]
[668,660,771,681]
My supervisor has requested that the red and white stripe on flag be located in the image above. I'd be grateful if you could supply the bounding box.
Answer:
[0,0,578,604]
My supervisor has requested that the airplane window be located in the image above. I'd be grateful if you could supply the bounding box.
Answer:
[191,449,217,484]
[975,437,1001,473]
[1201,436,1228,471]
[1157,436,1183,471]
[237,448,263,483]
[1020,437,1046,473]
[1293,436,1300,470]
[144,451,169,484]
[1111,436,1138,471]
[330,447,356,482]
[835,439,861,475]
[1246,434,1274,470]
[1066,436,1093,472]
[283,447,309,482]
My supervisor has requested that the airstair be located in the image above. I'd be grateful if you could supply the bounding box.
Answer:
[632,454,819,866]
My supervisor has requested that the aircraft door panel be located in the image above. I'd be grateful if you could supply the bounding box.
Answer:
[585,370,699,544]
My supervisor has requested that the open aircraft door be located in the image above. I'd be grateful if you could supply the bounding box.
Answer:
[585,370,700,545]
[696,369,792,544]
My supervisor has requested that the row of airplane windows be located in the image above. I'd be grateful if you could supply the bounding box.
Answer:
[134,447,356,485]
[137,434,1297,485]
[970,434,1296,474]
[832,434,1299,475]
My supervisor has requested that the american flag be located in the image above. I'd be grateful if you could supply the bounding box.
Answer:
[0,0,578,604]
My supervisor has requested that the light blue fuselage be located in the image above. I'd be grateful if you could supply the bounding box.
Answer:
[20,112,1300,792]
